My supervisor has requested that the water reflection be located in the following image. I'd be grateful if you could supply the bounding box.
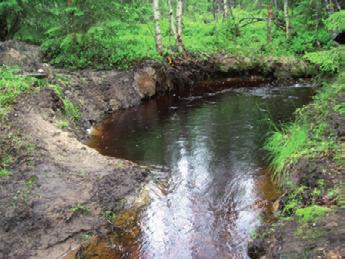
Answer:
[87,83,314,258]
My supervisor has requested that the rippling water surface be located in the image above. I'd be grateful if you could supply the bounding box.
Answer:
[87,81,314,258]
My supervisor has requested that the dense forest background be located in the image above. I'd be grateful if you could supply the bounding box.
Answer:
[0,0,344,69]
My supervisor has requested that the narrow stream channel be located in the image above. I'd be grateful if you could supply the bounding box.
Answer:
[86,80,314,258]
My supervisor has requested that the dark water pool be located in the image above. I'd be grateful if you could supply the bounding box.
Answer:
[86,80,314,258]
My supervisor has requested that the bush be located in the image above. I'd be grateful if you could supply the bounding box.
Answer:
[304,47,345,73]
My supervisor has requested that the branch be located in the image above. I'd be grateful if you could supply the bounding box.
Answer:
[238,17,265,28]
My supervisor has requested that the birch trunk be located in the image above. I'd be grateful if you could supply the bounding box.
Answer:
[223,0,229,18]
[167,0,177,38]
[267,4,272,44]
[153,0,163,55]
[176,0,183,38]
[284,0,290,39]
[176,0,186,54]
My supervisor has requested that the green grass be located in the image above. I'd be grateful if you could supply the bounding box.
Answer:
[0,67,37,120]
[56,119,69,129]
[265,71,345,182]
[0,168,12,178]
[48,84,80,121]
[265,124,308,179]
[69,203,90,215]
[295,205,330,222]
[25,175,38,188]
[62,99,80,121]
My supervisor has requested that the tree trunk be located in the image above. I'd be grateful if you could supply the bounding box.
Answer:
[0,14,8,41]
[213,0,221,22]
[333,0,341,11]
[272,0,278,25]
[223,0,229,18]
[176,0,187,55]
[267,4,272,44]
[167,0,177,37]
[153,0,163,55]
[284,0,290,39]
[329,0,335,13]
[176,0,183,37]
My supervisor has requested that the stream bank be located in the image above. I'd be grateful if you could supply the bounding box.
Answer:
[0,41,318,258]
[249,72,345,258]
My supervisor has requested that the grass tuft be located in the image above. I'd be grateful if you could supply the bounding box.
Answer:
[0,67,37,120]
[56,119,69,129]
[265,124,308,179]
[0,168,12,178]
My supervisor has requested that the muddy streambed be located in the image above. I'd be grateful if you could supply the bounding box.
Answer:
[82,79,314,258]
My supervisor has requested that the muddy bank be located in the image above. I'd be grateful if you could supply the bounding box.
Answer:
[248,87,345,258]
[0,89,149,258]
[0,41,318,258]
[249,159,345,258]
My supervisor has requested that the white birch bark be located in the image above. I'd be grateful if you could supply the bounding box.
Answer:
[223,0,229,18]
[284,0,290,39]
[153,0,163,54]
[267,4,273,44]
[167,0,177,38]
[176,0,185,54]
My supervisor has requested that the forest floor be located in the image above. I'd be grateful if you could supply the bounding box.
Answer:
[0,40,341,258]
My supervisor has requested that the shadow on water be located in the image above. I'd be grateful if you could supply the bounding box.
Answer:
[82,79,314,258]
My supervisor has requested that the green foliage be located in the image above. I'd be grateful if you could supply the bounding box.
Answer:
[0,168,12,178]
[0,67,37,119]
[103,210,117,223]
[1,0,342,68]
[56,119,69,129]
[69,203,90,215]
[265,71,345,181]
[48,84,80,121]
[295,205,330,222]
[25,175,38,188]
[62,99,80,121]
[282,185,306,215]
[80,232,93,242]
[324,10,345,31]
[304,47,345,73]
[43,20,161,69]
[1,0,339,68]
[265,124,308,178]
[334,103,345,115]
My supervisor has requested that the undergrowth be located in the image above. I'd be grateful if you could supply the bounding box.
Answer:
[0,67,38,120]
[265,71,345,183]
[40,7,335,69]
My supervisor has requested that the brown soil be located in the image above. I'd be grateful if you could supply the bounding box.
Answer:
[0,88,149,258]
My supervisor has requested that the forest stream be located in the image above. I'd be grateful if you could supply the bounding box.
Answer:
[81,79,315,258]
